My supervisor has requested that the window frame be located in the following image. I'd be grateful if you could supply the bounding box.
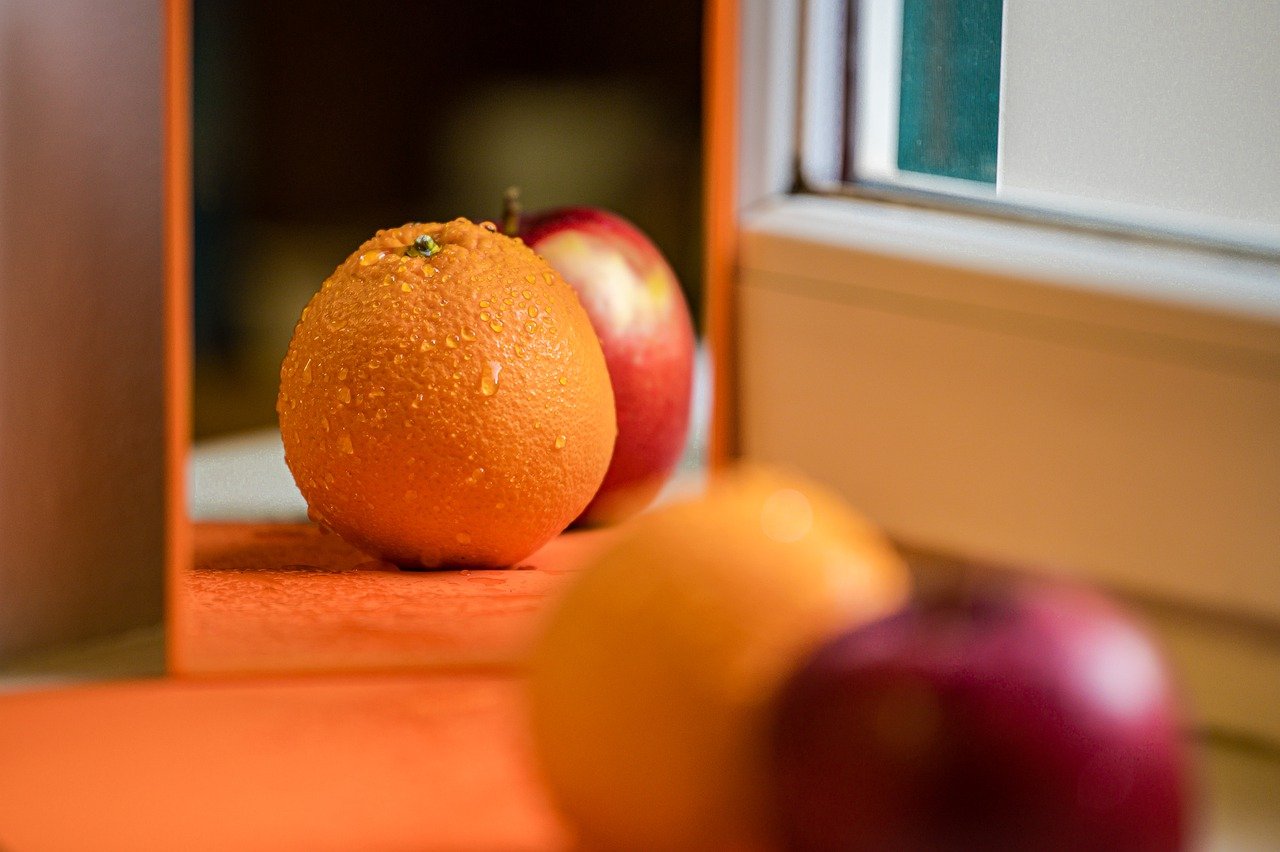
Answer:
[725,0,1280,745]
[793,0,1280,262]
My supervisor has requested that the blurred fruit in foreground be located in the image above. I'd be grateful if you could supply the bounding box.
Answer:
[509,190,696,526]
[769,576,1189,852]
[526,467,910,850]
[278,218,616,569]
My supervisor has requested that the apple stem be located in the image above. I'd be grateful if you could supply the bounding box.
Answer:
[502,186,522,237]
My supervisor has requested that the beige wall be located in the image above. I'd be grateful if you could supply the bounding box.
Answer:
[0,1,165,660]
[739,198,1280,623]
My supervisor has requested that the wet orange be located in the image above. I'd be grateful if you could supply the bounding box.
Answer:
[277,219,616,569]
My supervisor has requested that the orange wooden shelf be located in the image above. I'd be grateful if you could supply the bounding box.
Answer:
[0,523,617,849]
[0,672,567,851]
[173,523,615,677]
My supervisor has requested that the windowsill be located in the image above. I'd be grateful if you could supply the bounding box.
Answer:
[742,194,1280,359]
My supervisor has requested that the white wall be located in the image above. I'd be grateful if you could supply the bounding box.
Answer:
[0,1,165,660]
[1000,0,1280,246]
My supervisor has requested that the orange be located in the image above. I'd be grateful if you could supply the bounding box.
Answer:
[277,218,616,569]
[526,466,910,850]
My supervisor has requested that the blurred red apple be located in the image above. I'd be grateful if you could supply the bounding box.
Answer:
[768,576,1190,852]
[510,193,696,525]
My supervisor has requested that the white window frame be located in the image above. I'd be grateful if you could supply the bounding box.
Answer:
[799,0,1280,254]
[735,0,1280,744]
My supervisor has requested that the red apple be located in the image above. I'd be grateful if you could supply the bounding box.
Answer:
[510,194,696,525]
[768,576,1190,852]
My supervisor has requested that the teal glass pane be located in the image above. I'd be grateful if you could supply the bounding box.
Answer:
[897,0,1002,183]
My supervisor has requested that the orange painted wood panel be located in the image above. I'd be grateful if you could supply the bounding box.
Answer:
[704,0,741,467]
[173,524,614,676]
[163,0,194,671]
[0,673,566,851]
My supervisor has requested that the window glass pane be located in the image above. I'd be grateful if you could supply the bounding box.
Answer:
[896,0,1002,183]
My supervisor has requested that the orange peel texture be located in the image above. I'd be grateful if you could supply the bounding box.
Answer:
[278,219,616,569]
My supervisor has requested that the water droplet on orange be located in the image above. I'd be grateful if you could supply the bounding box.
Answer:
[525,321,538,333]
[461,327,477,342]
[445,335,458,349]
[359,250,384,266]
[338,432,355,454]
[301,359,312,383]
[480,361,502,397]
[554,434,567,450]
[337,386,352,404]
[490,320,504,333]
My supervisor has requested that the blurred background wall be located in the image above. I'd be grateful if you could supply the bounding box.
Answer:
[0,0,165,660]
[193,0,705,440]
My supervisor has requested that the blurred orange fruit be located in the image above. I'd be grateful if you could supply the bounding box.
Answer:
[277,218,616,569]
[526,466,910,851]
